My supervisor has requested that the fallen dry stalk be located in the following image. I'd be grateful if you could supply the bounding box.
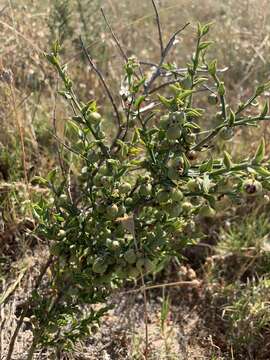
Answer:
[123,280,201,295]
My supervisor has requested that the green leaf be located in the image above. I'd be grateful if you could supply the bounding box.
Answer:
[223,151,233,170]
[198,41,213,51]
[31,176,49,186]
[182,153,190,175]
[208,59,217,76]
[157,94,173,109]
[47,168,58,183]
[252,138,265,164]
[253,166,270,176]
[200,157,213,173]
[184,122,201,130]
[228,109,235,126]
[193,77,208,86]
[135,95,146,109]
[132,128,140,144]
[217,82,226,96]
[186,108,204,118]
[202,174,212,193]
[260,101,269,118]
[177,90,194,101]
[197,22,212,37]
[255,81,270,96]
[81,100,96,116]
[58,90,72,100]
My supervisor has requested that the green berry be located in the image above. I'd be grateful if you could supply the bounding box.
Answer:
[159,115,170,129]
[208,93,218,105]
[136,258,154,273]
[119,182,132,194]
[171,188,184,203]
[184,132,196,145]
[166,126,182,140]
[187,178,202,192]
[124,249,137,264]
[92,258,107,274]
[199,204,216,217]
[128,266,140,278]
[111,240,121,251]
[88,112,102,123]
[139,183,152,197]
[181,201,193,213]
[156,190,170,204]
[219,127,234,140]
[164,202,181,217]
[118,204,126,216]
[180,76,192,89]
[173,111,186,125]
[125,197,134,207]
[169,111,185,127]
[100,176,111,187]
[106,204,119,219]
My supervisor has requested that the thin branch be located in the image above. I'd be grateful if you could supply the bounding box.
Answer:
[149,78,182,94]
[100,8,144,80]
[163,22,190,59]
[100,7,128,62]
[79,36,122,132]
[191,126,222,151]
[140,61,228,74]
[0,4,9,16]
[149,80,212,94]
[50,132,88,161]
[6,256,54,360]
[151,0,164,57]
[123,279,200,294]
[144,22,189,93]
[52,81,66,178]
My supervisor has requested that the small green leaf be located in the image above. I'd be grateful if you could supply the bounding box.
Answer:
[197,22,212,37]
[182,153,190,175]
[252,138,265,164]
[228,109,235,126]
[255,81,270,96]
[157,94,173,109]
[253,166,270,176]
[260,101,269,118]
[135,95,146,109]
[217,82,226,96]
[202,174,212,193]
[198,41,213,51]
[223,151,233,169]
[200,157,213,173]
[132,129,140,144]
[208,59,217,76]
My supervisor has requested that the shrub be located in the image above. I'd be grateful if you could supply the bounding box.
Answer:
[7,4,270,358]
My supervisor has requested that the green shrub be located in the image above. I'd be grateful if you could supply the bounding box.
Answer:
[7,9,270,358]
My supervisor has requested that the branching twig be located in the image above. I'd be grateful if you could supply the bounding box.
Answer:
[80,36,122,134]
[50,132,88,161]
[151,0,164,57]
[52,80,66,178]
[144,22,189,93]
[100,7,128,63]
